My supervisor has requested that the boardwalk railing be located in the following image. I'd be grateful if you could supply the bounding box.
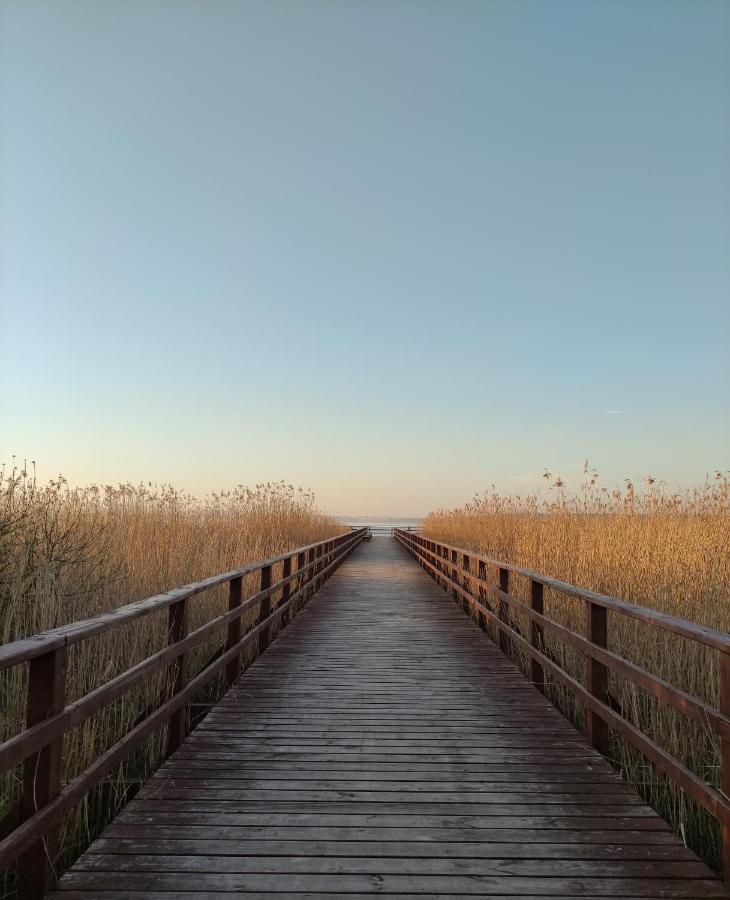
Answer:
[0,528,366,899]
[394,528,730,876]
[349,525,419,536]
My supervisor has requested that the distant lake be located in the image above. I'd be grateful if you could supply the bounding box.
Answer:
[338,517,422,531]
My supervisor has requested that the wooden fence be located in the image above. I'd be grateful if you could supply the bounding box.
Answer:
[348,525,420,536]
[0,528,366,899]
[394,527,730,877]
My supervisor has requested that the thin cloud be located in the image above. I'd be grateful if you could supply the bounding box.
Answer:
[604,409,629,415]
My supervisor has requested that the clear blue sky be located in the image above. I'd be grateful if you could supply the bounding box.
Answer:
[1,0,728,515]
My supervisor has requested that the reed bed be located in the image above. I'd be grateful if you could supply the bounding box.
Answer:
[421,466,730,871]
[0,466,344,897]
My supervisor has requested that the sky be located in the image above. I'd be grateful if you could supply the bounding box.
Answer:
[1,0,728,516]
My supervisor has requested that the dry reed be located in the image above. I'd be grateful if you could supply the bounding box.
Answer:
[0,464,344,896]
[421,465,730,871]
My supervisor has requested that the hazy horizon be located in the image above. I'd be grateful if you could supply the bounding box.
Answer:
[2,454,724,520]
[1,1,728,516]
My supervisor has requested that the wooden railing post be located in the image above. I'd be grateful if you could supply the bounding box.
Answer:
[258,564,273,654]
[306,547,316,601]
[477,560,487,632]
[721,649,730,880]
[450,550,459,605]
[320,542,326,575]
[279,557,293,629]
[296,551,306,613]
[19,646,67,900]
[225,576,243,686]
[585,600,610,756]
[167,597,188,756]
[462,554,471,615]
[498,567,510,655]
[530,578,545,690]
[317,544,324,579]
[324,540,333,581]
[316,544,323,583]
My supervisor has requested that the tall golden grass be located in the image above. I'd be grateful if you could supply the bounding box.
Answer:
[421,465,730,870]
[0,465,344,896]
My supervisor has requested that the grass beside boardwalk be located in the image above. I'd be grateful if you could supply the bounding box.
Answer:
[0,469,344,897]
[421,468,730,872]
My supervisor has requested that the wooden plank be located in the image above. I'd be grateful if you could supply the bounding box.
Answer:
[143,771,623,784]
[110,812,672,830]
[50,895,728,900]
[51,894,729,900]
[87,838,699,860]
[72,854,713,877]
[104,800,666,816]
[54,871,729,896]
[133,789,645,805]
[101,827,681,845]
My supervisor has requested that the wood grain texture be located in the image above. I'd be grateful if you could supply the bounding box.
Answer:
[49,537,726,898]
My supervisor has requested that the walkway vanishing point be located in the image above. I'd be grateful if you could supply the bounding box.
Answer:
[42,534,725,899]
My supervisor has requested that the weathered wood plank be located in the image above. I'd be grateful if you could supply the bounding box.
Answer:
[90,837,694,858]
[51,894,729,900]
[73,853,712,877]
[110,811,673,830]
[55,871,729,896]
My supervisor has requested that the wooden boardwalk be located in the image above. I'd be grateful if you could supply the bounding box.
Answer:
[51,537,726,898]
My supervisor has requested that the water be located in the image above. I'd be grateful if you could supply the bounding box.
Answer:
[338,517,422,535]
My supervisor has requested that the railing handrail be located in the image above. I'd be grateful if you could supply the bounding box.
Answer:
[393,527,730,877]
[395,531,730,651]
[0,528,368,898]
[0,532,358,670]
[348,523,419,529]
